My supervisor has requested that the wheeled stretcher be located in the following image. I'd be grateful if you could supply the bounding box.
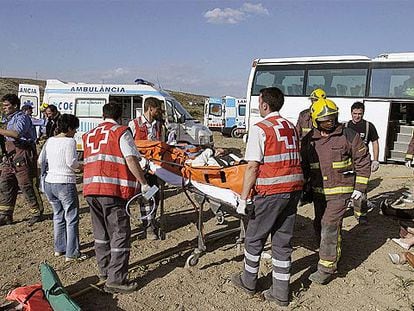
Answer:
[135,140,247,266]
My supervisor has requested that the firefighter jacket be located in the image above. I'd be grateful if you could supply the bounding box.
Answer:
[295,108,313,140]
[255,115,304,196]
[301,124,371,198]
[132,116,163,143]
[83,122,139,200]
[406,134,414,161]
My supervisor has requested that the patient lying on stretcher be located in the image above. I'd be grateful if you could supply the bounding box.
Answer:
[187,148,243,167]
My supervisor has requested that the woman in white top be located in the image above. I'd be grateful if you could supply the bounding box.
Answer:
[38,114,85,262]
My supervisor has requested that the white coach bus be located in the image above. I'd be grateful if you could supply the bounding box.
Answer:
[39,79,213,151]
[245,53,414,162]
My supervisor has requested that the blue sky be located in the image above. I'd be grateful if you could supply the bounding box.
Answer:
[1,0,413,97]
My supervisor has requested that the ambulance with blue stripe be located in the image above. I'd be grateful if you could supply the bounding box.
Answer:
[41,79,213,152]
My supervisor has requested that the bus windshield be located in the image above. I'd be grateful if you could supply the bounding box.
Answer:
[370,67,414,98]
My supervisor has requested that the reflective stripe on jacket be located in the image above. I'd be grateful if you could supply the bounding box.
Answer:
[255,115,304,195]
[295,109,313,140]
[83,122,138,199]
[301,124,371,198]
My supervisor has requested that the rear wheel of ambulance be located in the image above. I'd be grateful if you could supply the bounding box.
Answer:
[231,127,243,138]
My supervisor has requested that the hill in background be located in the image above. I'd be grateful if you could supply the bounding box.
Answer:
[0,78,206,122]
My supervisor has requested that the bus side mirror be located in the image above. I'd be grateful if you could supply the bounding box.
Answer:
[178,115,185,123]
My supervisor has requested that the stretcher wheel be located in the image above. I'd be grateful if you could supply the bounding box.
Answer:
[216,215,225,225]
[185,254,199,267]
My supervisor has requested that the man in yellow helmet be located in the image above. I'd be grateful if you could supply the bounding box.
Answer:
[301,98,371,284]
[295,88,326,140]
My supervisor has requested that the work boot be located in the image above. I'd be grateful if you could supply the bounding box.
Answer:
[28,214,43,227]
[0,213,13,226]
[104,281,138,294]
[262,289,289,306]
[308,270,332,285]
[230,273,255,295]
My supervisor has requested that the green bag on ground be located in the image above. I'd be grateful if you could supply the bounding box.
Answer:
[40,262,82,311]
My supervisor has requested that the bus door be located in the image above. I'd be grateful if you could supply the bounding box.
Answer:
[363,99,391,162]
[386,99,414,162]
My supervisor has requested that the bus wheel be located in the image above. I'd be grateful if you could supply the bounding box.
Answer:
[231,127,243,138]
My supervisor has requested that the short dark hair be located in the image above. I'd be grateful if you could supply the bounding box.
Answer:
[260,87,284,112]
[351,101,365,112]
[103,102,122,120]
[2,94,20,109]
[144,97,162,112]
[46,104,58,114]
[21,105,33,112]
[56,114,80,134]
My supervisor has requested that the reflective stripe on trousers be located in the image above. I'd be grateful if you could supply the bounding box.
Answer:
[241,191,300,302]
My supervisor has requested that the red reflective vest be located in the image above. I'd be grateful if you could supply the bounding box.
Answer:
[83,122,139,200]
[255,115,304,195]
[133,116,162,143]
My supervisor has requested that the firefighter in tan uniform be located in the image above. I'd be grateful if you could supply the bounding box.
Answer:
[301,98,371,284]
[296,88,326,140]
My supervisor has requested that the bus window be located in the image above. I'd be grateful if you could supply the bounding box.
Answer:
[75,98,106,117]
[370,67,414,98]
[252,68,305,96]
[307,68,368,97]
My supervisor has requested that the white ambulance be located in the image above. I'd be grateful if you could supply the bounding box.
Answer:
[23,79,213,151]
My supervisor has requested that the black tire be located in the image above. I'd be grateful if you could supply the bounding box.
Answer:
[231,127,243,138]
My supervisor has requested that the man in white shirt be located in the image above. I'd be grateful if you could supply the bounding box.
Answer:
[128,97,164,240]
[83,102,149,294]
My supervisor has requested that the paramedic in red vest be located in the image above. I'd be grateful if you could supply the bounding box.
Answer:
[128,97,164,240]
[301,98,371,285]
[83,102,150,294]
[344,101,379,223]
[231,87,303,307]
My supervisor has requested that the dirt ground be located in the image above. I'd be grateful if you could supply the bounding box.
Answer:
[1,131,414,311]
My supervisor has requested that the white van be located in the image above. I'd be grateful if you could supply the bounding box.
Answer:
[31,79,213,150]
[204,96,246,138]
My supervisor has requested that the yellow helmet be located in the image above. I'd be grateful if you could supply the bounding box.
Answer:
[309,88,327,101]
[310,98,338,128]
[40,102,49,111]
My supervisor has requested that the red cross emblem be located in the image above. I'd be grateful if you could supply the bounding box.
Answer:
[86,126,110,153]
[274,119,297,149]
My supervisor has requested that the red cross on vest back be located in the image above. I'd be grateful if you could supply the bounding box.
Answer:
[86,126,110,153]
[274,119,297,149]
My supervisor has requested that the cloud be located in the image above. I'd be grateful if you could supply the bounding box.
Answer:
[241,3,269,15]
[204,2,269,24]
[101,67,130,80]
[204,8,246,24]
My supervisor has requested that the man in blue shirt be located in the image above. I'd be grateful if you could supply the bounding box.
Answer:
[0,94,43,226]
